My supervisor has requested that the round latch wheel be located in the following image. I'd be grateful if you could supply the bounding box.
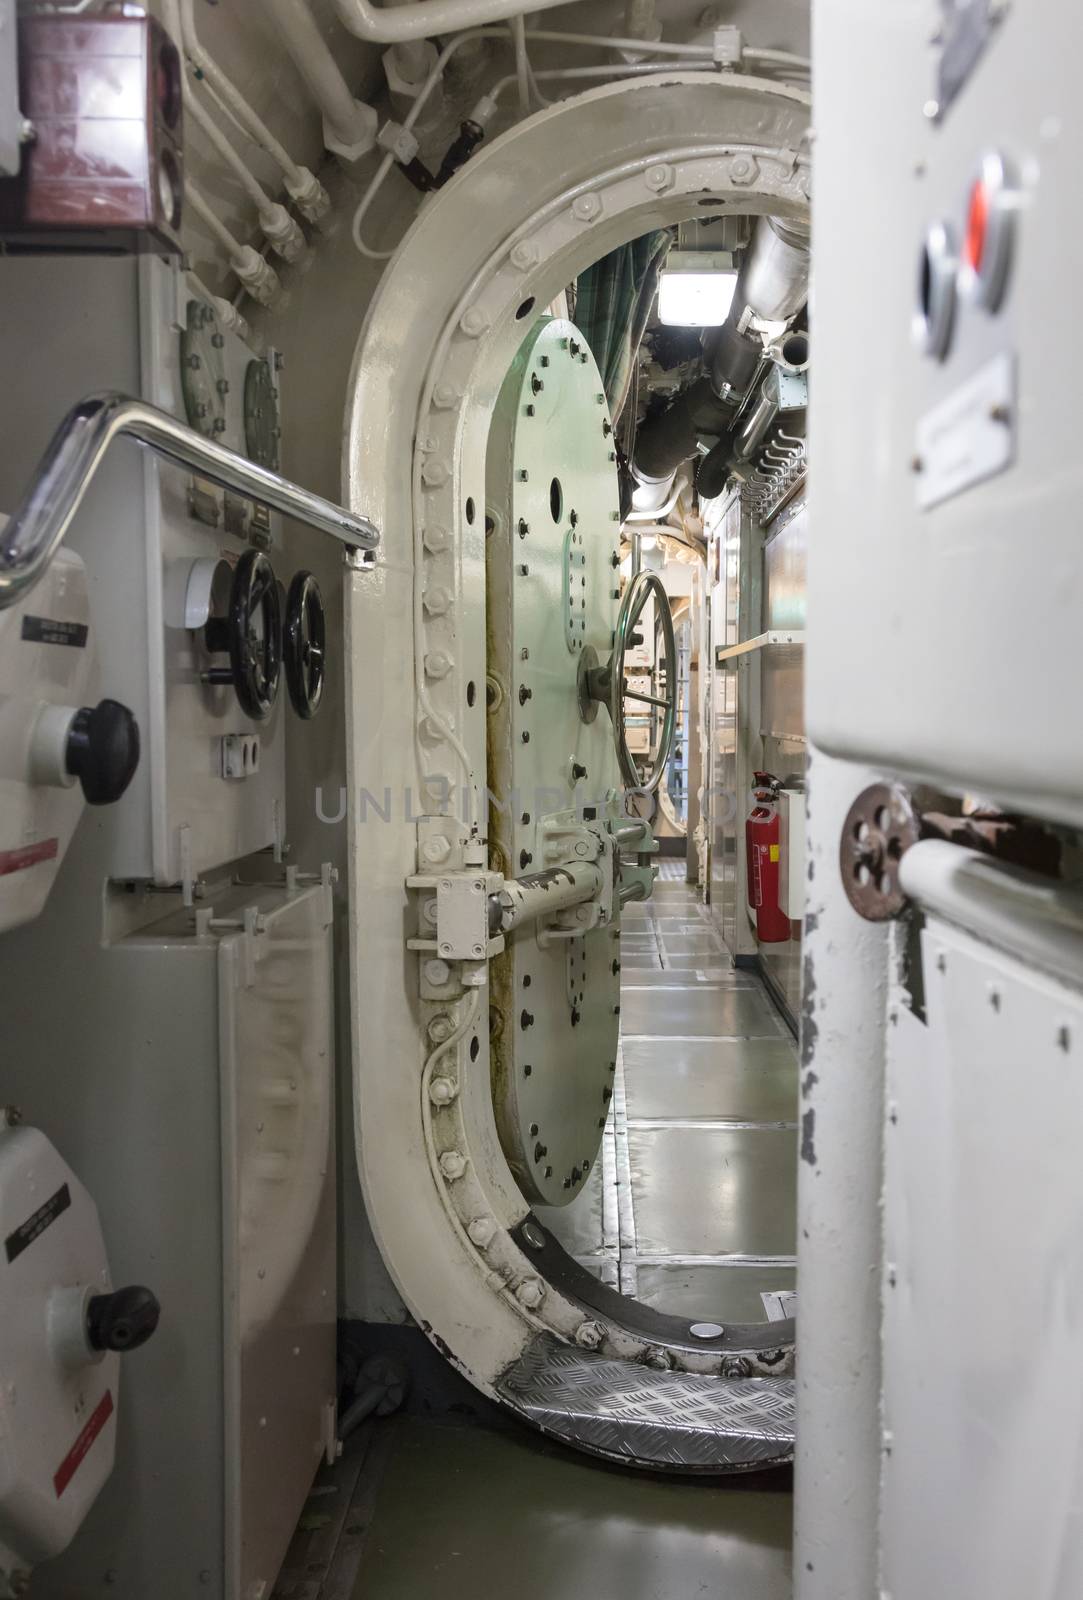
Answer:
[578,568,677,794]
[284,570,326,719]
[839,783,919,921]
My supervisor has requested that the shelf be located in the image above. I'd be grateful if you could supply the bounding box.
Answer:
[715,629,805,663]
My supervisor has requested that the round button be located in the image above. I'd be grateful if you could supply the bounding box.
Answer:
[959,150,1016,313]
[913,219,958,360]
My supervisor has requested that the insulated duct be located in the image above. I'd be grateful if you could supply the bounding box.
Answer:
[630,214,810,506]
[697,327,810,499]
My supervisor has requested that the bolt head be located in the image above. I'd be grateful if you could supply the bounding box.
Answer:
[516,1276,545,1309]
[730,153,759,185]
[721,1354,752,1379]
[572,192,602,222]
[575,1320,605,1350]
[440,1150,468,1180]
[427,1012,453,1042]
[468,1217,496,1248]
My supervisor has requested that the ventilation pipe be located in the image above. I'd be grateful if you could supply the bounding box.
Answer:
[630,213,810,508]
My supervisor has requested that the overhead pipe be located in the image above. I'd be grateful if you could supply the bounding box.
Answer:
[707,214,810,394]
[333,0,592,46]
[698,328,810,497]
[0,393,380,611]
[633,213,810,502]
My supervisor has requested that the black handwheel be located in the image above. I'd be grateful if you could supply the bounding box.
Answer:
[204,550,282,722]
[284,570,326,719]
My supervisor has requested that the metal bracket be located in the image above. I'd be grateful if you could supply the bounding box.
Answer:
[406,816,505,967]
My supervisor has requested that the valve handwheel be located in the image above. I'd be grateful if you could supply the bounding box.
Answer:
[203,549,282,721]
[577,568,676,793]
[284,570,326,719]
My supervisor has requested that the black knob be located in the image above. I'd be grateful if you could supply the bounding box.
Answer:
[65,699,140,806]
[86,1286,160,1353]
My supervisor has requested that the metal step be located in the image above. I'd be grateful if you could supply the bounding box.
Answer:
[497,1334,795,1473]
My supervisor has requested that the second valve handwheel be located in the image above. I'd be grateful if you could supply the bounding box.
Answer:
[283,570,326,719]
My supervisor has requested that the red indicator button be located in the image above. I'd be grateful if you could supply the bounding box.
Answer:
[960,151,1016,313]
[965,178,989,273]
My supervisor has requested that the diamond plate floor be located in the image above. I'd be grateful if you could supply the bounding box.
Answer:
[540,878,799,1322]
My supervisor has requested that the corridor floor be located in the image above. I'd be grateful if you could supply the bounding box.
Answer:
[539,871,799,1326]
[276,869,797,1600]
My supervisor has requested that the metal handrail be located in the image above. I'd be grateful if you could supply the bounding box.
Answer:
[0,391,380,610]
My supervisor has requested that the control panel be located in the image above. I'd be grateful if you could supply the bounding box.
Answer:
[0,253,327,894]
[808,0,1082,828]
[0,550,138,934]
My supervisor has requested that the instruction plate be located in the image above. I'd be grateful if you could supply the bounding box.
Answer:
[915,351,1015,511]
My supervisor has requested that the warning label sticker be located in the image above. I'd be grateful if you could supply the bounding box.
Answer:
[54,1390,114,1498]
[0,838,59,879]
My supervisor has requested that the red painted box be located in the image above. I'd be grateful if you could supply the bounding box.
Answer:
[0,13,183,253]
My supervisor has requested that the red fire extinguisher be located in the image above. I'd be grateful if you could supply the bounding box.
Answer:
[746,772,791,944]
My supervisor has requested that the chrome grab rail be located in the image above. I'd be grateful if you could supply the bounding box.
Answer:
[0,391,380,610]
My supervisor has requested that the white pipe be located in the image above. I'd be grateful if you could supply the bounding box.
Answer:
[527,27,714,56]
[511,14,530,115]
[263,0,377,154]
[185,181,243,257]
[352,25,507,260]
[626,475,689,521]
[177,0,330,223]
[489,59,709,97]
[899,841,1083,991]
[351,27,711,260]
[334,0,592,47]
[163,0,306,262]
[185,184,283,308]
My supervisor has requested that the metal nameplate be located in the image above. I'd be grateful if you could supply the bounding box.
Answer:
[21,615,89,648]
[5,1181,71,1262]
[915,351,1015,511]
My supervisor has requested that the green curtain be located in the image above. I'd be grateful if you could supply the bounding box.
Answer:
[573,231,671,423]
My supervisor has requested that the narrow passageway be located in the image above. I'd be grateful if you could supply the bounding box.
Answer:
[274,866,798,1599]
[540,865,799,1327]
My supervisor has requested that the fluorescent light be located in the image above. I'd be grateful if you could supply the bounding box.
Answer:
[657,250,738,327]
